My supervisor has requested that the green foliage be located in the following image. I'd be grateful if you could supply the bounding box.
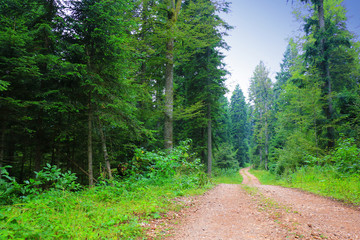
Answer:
[0,141,211,239]
[253,138,360,206]
[127,140,207,188]
[304,138,360,175]
[0,166,20,205]
[213,143,238,170]
[289,166,360,205]
[332,138,360,174]
[230,85,249,166]
[213,168,243,184]
[0,164,81,205]
[22,164,81,195]
[248,61,273,169]
[0,182,210,239]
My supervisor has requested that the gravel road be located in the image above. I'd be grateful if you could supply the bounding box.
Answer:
[158,168,360,240]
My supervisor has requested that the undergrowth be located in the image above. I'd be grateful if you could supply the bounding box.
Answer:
[0,181,210,239]
[0,140,212,239]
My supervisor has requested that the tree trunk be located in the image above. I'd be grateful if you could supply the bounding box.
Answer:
[207,104,212,177]
[164,1,182,150]
[88,97,94,186]
[317,0,334,147]
[0,121,5,179]
[264,116,269,170]
[20,151,26,183]
[164,36,174,150]
[98,118,112,180]
[317,0,325,31]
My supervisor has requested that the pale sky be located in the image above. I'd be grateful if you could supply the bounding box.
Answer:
[221,0,360,100]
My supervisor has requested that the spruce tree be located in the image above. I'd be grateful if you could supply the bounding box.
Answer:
[230,85,249,167]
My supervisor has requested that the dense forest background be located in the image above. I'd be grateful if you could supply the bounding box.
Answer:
[0,0,359,186]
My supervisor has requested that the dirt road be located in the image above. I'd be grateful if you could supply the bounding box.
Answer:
[162,168,360,240]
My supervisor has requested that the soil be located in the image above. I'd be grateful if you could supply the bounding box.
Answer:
[148,167,360,240]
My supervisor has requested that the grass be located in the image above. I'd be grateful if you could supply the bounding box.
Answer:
[0,166,245,239]
[289,166,360,205]
[249,167,360,206]
[213,169,243,184]
[0,180,211,239]
[249,169,286,186]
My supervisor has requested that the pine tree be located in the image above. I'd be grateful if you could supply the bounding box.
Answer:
[230,85,249,167]
[248,61,273,169]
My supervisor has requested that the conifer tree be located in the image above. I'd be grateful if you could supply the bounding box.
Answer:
[230,85,249,167]
[249,61,273,169]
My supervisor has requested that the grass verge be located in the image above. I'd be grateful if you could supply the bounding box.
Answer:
[0,181,211,239]
[250,167,360,206]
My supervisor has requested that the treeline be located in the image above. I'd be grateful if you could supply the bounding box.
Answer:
[0,0,238,185]
[247,0,360,175]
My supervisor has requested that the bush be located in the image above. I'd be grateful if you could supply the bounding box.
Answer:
[0,164,81,205]
[127,139,206,186]
[332,138,360,175]
[21,164,81,197]
[0,166,21,205]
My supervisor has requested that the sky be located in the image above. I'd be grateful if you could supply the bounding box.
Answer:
[220,0,360,100]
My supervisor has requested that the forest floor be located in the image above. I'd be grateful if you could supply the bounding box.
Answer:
[148,167,360,240]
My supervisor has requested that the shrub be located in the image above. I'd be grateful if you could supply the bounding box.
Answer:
[127,139,206,186]
[0,166,21,205]
[332,138,360,175]
[1,164,81,205]
[22,164,81,197]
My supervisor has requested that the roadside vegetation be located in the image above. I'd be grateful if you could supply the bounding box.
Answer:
[250,138,360,206]
[213,168,243,185]
[248,0,360,207]
[0,139,242,239]
[0,141,213,239]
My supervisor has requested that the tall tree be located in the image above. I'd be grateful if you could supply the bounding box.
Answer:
[300,0,354,147]
[173,0,231,176]
[230,85,249,167]
[163,0,182,150]
[69,0,141,185]
[249,61,273,169]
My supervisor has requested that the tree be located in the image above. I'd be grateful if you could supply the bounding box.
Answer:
[163,0,182,150]
[230,85,249,167]
[68,0,141,185]
[274,38,299,101]
[249,61,273,169]
[300,0,354,147]
[172,0,231,176]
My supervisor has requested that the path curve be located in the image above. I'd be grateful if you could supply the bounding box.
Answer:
[242,167,360,239]
[157,168,360,240]
[240,167,260,185]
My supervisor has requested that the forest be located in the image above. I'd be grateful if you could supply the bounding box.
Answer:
[0,0,359,238]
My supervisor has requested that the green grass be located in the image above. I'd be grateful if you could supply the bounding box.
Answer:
[213,169,243,184]
[249,169,286,186]
[289,167,360,205]
[0,181,211,239]
[250,167,360,206]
